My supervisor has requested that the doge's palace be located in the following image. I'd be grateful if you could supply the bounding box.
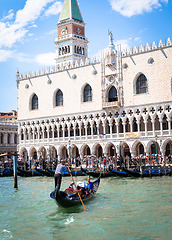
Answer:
[17,0,172,162]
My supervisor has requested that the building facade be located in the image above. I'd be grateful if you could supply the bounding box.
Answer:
[0,111,18,155]
[17,0,172,162]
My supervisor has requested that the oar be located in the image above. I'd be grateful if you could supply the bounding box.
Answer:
[67,165,86,212]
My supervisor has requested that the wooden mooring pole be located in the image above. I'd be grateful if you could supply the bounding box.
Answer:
[13,156,18,188]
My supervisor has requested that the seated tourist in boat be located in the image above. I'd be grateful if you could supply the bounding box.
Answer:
[64,181,75,194]
[86,177,94,192]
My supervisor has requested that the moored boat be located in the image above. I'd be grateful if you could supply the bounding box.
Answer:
[17,168,42,177]
[35,168,53,177]
[110,169,129,177]
[0,169,13,177]
[123,166,171,177]
[50,177,100,208]
[47,168,86,177]
[86,171,114,178]
[81,167,113,178]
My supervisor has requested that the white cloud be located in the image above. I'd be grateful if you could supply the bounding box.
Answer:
[0,0,59,49]
[114,39,130,50]
[35,52,56,65]
[15,0,54,27]
[46,29,57,35]
[44,1,63,17]
[0,49,14,62]
[134,37,141,41]
[109,0,168,17]
[2,9,14,21]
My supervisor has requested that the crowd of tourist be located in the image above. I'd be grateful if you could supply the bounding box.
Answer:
[0,154,172,171]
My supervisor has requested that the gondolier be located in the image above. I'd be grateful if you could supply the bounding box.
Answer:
[54,161,68,189]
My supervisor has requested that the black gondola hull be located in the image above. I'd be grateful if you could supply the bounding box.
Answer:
[110,169,129,177]
[50,177,100,208]
[17,168,42,177]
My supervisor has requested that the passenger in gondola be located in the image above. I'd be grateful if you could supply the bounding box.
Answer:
[86,177,94,193]
[69,181,74,191]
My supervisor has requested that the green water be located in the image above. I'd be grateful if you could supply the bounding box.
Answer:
[0,176,172,240]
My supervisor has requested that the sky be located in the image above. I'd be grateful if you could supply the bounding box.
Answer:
[0,0,171,112]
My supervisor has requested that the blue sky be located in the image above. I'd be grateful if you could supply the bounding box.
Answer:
[0,0,171,112]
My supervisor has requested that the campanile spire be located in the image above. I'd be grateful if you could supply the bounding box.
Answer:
[55,0,88,64]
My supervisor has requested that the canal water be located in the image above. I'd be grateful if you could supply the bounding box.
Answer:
[0,175,172,240]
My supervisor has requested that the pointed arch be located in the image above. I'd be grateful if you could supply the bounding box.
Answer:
[82,83,92,102]
[53,89,63,107]
[30,93,38,110]
[136,74,148,94]
[108,86,118,102]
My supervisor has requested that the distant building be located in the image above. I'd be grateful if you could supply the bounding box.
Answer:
[17,0,172,162]
[0,111,18,155]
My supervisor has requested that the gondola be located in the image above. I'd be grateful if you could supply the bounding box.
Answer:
[81,167,113,178]
[17,168,42,177]
[50,177,100,208]
[35,168,53,177]
[123,168,141,177]
[86,171,114,178]
[47,168,86,177]
[110,169,129,177]
[123,168,166,178]
[0,169,13,177]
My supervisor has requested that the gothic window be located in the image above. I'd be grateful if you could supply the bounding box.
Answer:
[162,114,168,130]
[14,134,17,144]
[136,74,148,94]
[75,46,76,53]
[56,90,63,106]
[59,48,61,56]
[108,86,118,102]
[84,84,92,102]
[77,46,79,54]
[62,47,64,55]
[1,134,3,143]
[68,46,70,53]
[83,48,85,55]
[32,94,38,110]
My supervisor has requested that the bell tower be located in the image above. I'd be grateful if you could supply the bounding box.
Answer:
[55,0,89,64]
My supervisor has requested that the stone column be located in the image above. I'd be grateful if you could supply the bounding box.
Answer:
[67,123,71,140]
[62,125,65,142]
[143,116,148,137]
[91,121,94,139]
[129,118,133,133]
[160,120,163,136]
[79,122,82,140]
[115,119,119,138]
[167,117,171,136]
[52,125,55,142]
[33,129,35,144]
[84,121,88,140]
[73,123,76,141]
[109,123,112,139]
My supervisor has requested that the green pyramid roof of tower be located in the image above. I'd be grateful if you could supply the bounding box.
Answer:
[59,0,83,23]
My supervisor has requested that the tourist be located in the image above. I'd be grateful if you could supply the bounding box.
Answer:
[86,177,94,192]
[54,161,68,189]
[69,181,75,192]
